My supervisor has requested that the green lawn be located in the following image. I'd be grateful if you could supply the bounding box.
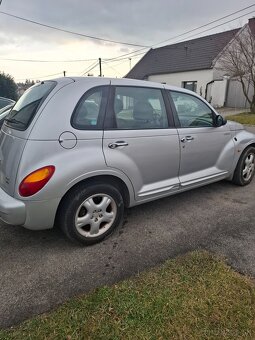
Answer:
[1,251,254,340]
[226,112,255,125]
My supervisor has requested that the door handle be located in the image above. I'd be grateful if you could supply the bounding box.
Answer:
[185,136,194,141]
[108,141,129,149]
[180,136,194,143]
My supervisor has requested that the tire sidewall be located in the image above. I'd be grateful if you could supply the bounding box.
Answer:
[236,147,255,186]
[61,183,124,245]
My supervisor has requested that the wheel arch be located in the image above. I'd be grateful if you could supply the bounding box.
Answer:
[230,142,255,181]
[236,142,255,164]
[54,174,131,225]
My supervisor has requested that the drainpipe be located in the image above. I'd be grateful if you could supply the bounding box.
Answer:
[205,80,214,102]
[223,75,230,107]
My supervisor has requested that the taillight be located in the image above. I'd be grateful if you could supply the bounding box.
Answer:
[19,166,55,197]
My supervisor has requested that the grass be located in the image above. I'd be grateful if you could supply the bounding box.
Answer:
[0,251,254,340]
[226,112,255,125]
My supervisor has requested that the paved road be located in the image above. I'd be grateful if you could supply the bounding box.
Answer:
[1,178,255,328]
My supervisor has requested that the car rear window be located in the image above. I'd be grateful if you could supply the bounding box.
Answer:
[4,81,56,131]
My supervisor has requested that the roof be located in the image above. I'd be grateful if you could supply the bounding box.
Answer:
[52,76,168,88]
[125,28,240,80]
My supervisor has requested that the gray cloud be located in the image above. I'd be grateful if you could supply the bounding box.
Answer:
[1,0,253,48]
[0,0,254,80]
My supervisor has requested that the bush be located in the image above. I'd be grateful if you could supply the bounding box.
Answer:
[0,72,18,101]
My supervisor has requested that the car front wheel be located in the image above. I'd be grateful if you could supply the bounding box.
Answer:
[232,146,255,186]
[58,183,124,245]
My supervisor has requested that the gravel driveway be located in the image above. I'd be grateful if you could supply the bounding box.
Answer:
[1,177,255,328]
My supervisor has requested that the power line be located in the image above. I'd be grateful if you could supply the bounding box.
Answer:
[85,4,255,76]
[0,10,149,47]
[12,4,255,80]
[7,5,253,66]
[172,9,255,45]
[105,59,132,68]
[105,48,148,62]
[102,61,122,77]
[154,3,255,47]
[105,50,149,63]
[104,4,255,63]
[80,61,99,76]
[0,57,98,63]
[83,62,99,76]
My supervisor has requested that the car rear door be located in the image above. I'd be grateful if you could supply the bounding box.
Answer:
[103,82,180,203]
[168,90,235,188]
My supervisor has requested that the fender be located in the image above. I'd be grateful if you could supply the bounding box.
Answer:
[63,168,135,206]
[229,129,255,179]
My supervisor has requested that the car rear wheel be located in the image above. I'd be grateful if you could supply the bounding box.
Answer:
[58,183,124,245]
[232,146,255,186]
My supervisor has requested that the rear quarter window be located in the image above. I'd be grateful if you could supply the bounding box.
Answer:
[71,86,108,130]
[4,81,56,131]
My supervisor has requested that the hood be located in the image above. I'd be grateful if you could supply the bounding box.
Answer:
[227,120,244,131]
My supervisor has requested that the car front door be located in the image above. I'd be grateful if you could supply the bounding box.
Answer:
[103,84,180,202]
[168,90,235,188]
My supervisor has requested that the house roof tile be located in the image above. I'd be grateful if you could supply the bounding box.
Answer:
[125,28,240,79]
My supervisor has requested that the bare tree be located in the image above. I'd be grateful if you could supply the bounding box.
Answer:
[216,25,255,112]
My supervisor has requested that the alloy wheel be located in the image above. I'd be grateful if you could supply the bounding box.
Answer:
[242,153,255,182]
[75,194,117,238]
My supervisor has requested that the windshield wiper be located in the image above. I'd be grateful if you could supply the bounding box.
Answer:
[4,118,26,126]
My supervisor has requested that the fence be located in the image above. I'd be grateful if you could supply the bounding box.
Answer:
[225,78,252,109]
[206,78,252,109]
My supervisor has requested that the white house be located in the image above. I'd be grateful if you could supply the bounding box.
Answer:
[126,18,255,108]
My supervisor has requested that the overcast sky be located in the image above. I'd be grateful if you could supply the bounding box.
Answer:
[0,0,254,82]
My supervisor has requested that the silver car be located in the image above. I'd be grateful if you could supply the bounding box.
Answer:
[0,77,254,245]
[0,103,15,127]
[0,97,15,110]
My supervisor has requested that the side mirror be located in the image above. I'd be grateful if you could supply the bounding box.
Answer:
[215,115,227,127]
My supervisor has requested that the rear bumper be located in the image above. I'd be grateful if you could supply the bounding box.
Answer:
[0,187,60,229]
[0,187,26,225]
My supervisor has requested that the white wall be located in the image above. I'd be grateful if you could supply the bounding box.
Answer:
[148,69,213,97]
[210,78,228,107]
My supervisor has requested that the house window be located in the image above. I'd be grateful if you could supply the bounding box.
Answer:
[182,81,197,93]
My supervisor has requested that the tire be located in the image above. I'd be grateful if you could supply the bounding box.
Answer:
[58,183,124,245]
[232,146,255,186]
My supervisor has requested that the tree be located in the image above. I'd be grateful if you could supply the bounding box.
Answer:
[216,24,255,113]
[0,72,18,101]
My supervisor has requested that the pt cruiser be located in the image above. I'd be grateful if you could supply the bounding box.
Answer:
[0,77,254,245]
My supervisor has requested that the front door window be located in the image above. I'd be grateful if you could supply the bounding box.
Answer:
[170,91,214,128]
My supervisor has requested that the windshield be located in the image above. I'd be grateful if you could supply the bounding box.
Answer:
[5,81,56,131]
[0,97,15,110]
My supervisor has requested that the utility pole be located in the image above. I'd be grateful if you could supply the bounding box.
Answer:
[63,71,66,77]
[99,58,102,77]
